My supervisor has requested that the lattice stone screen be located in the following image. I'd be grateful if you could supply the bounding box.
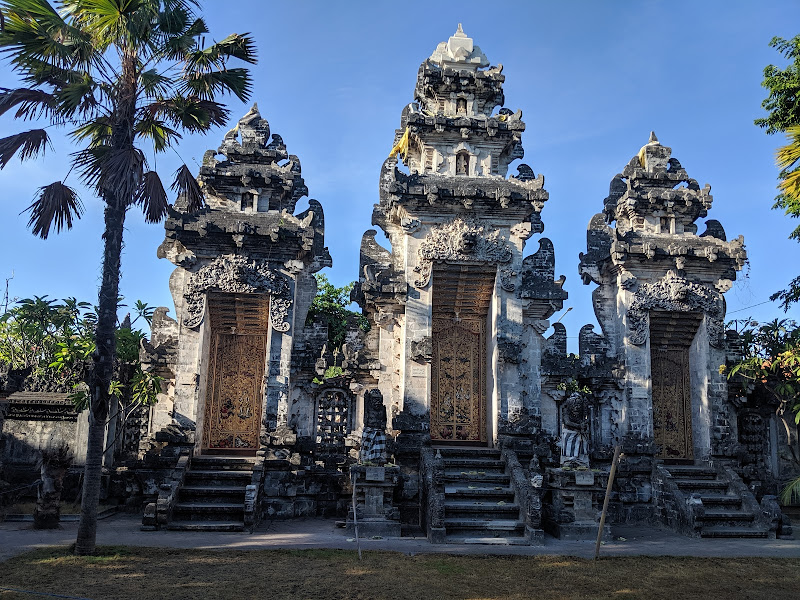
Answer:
[315,388,352,455]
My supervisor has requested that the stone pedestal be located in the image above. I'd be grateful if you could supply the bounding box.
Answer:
[543,467,611,541]
[346,465,402,537]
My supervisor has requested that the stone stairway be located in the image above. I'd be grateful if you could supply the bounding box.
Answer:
[661,463,770,538]
[166,456,256,531]
[438,447,527,544]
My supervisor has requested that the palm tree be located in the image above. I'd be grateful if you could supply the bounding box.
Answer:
[0,0,256,554]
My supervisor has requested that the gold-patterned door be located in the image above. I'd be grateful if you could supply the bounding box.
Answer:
[203,293,270,454]
[651,347,694,460]
[431,318,486,443]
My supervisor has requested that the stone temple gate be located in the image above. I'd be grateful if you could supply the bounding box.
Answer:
[124,26,793,540]
[2,26,794,542]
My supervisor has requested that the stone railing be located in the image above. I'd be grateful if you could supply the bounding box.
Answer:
[501,448,544,545]
[244,452,266,532]
[652,463,704,537]
[141,453,190,531]
[721,464,776,539]
[420,447,445,543]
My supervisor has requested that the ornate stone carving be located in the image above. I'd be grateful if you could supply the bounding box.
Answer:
[413,217,513,288]
[183,254,291,329]
[499,268,517,292]
[627,270,723,347]
[269,297,292,333]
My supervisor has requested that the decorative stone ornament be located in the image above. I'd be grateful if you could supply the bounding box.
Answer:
[626,270,724,347]
[413,217,513,288]
[183,254,292,329]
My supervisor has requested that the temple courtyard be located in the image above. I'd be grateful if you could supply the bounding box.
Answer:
[2,515,800,599]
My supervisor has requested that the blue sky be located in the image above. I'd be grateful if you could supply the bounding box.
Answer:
[1,0,799,350]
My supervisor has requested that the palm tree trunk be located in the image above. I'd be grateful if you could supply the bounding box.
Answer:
[74,201,126,556]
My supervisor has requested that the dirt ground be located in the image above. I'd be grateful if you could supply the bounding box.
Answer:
[0,547,798,600]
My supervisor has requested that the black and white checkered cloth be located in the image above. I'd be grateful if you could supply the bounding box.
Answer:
[361,427,386,463]
[560,427,589,466]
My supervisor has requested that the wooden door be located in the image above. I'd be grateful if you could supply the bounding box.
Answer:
[430,318,487,443]
[203,331,266,454]
[651,346,694,460]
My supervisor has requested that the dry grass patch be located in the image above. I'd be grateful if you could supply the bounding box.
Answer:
[0,547,798,599]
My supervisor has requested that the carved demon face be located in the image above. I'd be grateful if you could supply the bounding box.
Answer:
[457,231,478,254]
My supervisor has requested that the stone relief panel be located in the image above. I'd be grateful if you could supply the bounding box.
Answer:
[183,254,292,330]
[413,217,513,289]
[626,270,723,348]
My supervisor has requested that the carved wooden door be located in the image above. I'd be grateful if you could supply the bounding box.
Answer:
[430,318,487,443]
[651,347,694,460]
[203,332,266,453]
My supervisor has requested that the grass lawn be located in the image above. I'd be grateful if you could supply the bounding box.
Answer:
[0,547,798,600]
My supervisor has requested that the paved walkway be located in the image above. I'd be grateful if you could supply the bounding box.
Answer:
[2,514,800,562]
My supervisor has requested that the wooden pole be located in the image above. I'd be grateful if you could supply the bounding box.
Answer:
[351,469,362,560]
[594,445,621,560]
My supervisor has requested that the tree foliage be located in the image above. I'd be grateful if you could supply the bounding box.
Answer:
[306,274,369,350]
[0,0,255,555]
[726,319,800,422]
[725,318,800,504]
[756,35,800,310]
[0,295,161,409]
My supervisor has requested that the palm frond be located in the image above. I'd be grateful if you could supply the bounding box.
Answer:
[12,55,87,87]
[184,33,257,71]
[146,95,229,133]
[54,75,99,117]
[73,145,108,191]
[0,128,50,168]
[24,180,84,239]
[139,68,172,98]
[71,116,112,146]
[183,68,251,102]
[134,113,181,152]
[0,0,94,72]
[161,17,207,60]
[171,163,204,212]
[0,87,56,119]
[135,170,169,223]
[66,0,146,42]
[98,146,145,205]
[777,126,800,172]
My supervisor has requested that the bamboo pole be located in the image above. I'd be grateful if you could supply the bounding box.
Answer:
[595,445,622,560]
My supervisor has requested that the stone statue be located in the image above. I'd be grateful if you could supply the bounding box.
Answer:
[560,392,591,468]
[360,389,387,464]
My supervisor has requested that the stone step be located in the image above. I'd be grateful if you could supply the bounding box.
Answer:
[444,485,514,498]
[436,447,501,459]
[699,510,755,522]
[699,494,743,507]
[674,479,728,491]
[185,470,253,483]
[193,456,257,471]
[173,502,245,518]
[165,520,245,532]
[446,536,530,545]
[179,485,248,498]
[441,458,505,471]
[442,471,510,484]
[444,518,524,531]
[665,465,717,479]
[700,526,769,538]
[444,501,519,517]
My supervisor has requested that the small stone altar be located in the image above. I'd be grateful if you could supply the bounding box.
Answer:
[346,465,402,537]
[543,468,611,541]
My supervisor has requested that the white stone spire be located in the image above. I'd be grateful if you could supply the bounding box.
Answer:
[428,24,489,69]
